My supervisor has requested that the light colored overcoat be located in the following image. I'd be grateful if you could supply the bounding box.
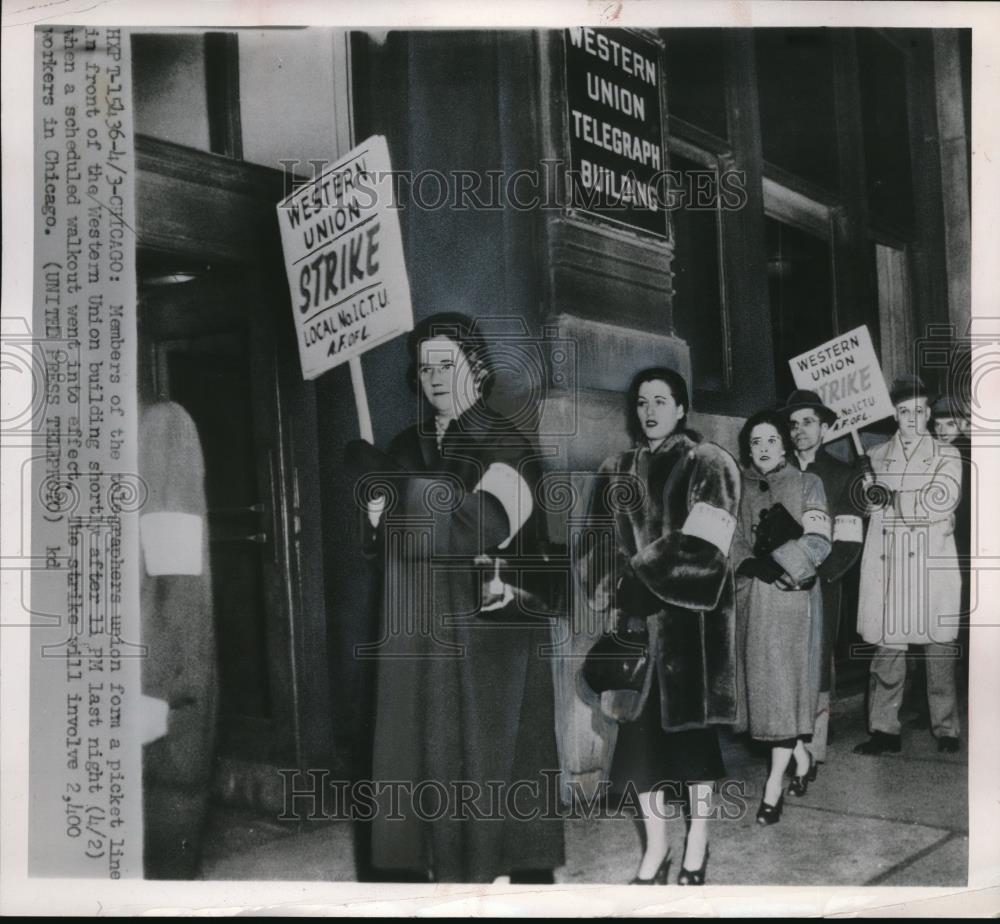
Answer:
[856,433,963,649]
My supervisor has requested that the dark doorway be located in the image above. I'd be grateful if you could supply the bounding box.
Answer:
[139,262,290,756]
[135,138,334,792]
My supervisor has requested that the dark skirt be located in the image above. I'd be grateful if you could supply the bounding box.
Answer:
[609,679,725,797]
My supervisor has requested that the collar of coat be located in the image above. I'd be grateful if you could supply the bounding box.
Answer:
[412,400,534,469]
[631,430,699,464]
[613,432,698,483]
[876,432,936,468]
[792,447,843,474]
[741,459,799,489]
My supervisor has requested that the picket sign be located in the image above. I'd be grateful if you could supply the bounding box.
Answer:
[788,324,895,456]
[276,134,413,444]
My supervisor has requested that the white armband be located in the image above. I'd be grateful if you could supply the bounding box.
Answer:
[140,512,204,576]
[474,462,534,550]
[681,502,736,556]
[801,509,832,541]
[832,514,863,543]
[140,694,170,746]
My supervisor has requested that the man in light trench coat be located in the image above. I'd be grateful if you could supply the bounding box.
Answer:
[853,376,963,756]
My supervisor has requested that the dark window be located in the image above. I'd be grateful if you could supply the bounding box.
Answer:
[662,29,729,140]
[132,34,212,151]
[670,154,728,392]
[766,217,834,397]
[755,29,840,191]
[857,30,914,230]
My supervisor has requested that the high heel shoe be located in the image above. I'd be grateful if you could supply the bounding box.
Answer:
[756,792,784,826]
[677,845,710,885]
[629,854,671,885]
[788,752,814,797]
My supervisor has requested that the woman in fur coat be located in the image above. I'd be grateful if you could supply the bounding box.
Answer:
[732,410,831,825]
[577,367,740,886]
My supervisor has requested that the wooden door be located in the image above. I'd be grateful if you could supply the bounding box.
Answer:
[136,137,332,780]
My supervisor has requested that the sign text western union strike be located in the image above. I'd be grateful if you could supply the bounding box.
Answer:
[789,325,895,441]
[277,135,413,380]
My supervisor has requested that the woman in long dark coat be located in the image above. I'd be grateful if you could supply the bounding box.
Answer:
[732,410,830,825]
[359,312,564,883]
[577,367,740,886]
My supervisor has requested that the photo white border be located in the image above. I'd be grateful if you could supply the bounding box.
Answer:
[2,0,999,915]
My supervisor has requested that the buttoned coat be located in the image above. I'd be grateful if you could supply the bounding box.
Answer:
[577,431,741,731]
[856,433,962,649]
[732,463,831,741]
[365,407,564,882]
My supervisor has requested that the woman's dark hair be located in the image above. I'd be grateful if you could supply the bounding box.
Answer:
[405,312,494,398]
[625,366,691,445]
[738,409,796,468]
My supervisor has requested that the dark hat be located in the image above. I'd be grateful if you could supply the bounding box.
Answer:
[779,389,837,427]
[889,374,929,405]
[931,395,968,419]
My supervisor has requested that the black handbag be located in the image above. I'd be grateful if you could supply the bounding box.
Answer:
[581,624,650,695]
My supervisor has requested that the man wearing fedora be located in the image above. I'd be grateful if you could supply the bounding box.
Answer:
[853,375,963,756]
[780,390,864,774]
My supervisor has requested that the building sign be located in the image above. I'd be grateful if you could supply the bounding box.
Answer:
[277,134,413,380]
[789,325,895,441]
[564,27,667,237]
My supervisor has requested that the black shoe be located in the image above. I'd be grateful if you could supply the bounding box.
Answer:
[630,854,671,885]
[788,752,814,797]
[756,793,784,826]
[677,846,710,886]
[852,732,902,756]
[937,736,960,754]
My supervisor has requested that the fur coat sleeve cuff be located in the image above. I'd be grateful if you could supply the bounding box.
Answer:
[630,445,740,612]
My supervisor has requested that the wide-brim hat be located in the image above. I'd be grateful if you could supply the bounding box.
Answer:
[779,389,837,427]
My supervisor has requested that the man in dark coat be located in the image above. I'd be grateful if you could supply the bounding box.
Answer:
[780,390,864,772]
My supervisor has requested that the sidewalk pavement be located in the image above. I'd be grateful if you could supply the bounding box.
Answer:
[198,695,967,886]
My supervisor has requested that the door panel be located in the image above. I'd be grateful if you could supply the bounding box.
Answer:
[141,268,294,759]
[163,340,273,722]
